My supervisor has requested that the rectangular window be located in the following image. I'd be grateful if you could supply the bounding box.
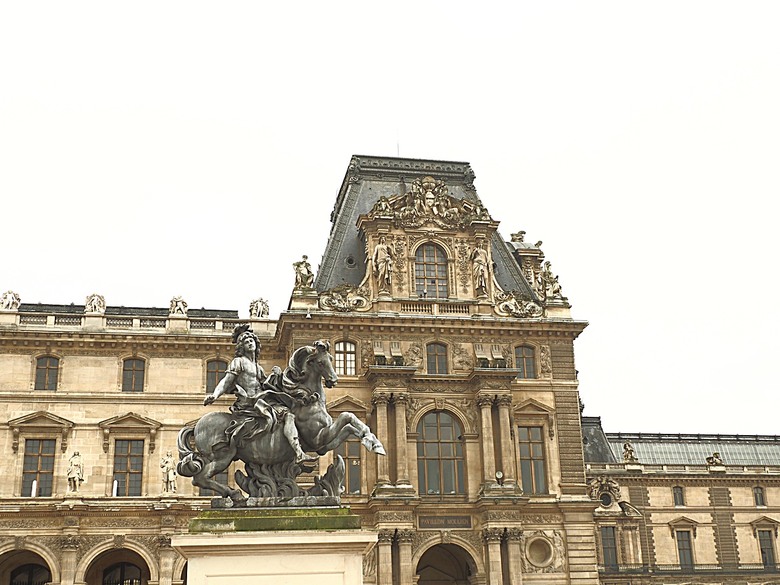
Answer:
[676,530,694,570]
[754,486,766,506]
[601,526,619,569]
[199,470,230,496]
[113,439,144,496]
[34,356,59,390]
[518,426,547,494]
[673,486,685,506]
[758,529,776,568]
[122,359,145,392]
[335,438,361,495]
[22,439,56,497]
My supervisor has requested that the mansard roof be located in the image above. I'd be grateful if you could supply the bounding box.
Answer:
[314,155,535,298]
[18,303,238,319]
[582,416,780,466]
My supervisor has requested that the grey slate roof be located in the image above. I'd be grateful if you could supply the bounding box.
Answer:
[582,416,780,466]
[19,304,238,319]
[314,155,535,298]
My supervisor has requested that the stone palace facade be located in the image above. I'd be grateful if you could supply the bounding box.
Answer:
[0,155,777,585]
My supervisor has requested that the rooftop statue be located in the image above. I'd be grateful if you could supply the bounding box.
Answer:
[177,325,385,505]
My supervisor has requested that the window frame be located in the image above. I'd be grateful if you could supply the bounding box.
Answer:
[334,340,357,376]
[112,438,145,497]
[34,355,60,391]
[514,345,537,380]
[754,486,767,507]
[600,525,619,569]
[675,529,695,571]
[121,357,146,392]
[517,425,548,495]
[672,485,685,506]
[426,342,449,375]
[335,437,362,495]
[10,563,52,585]
[414,243,449,299]
[206,358,229,394]
[416,410,466,497]
[21,438,56,497]
[757,528,777,568]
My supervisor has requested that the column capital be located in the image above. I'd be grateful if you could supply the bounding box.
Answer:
[372,392,391,406]
[397,529,414,543]
[378,530,395,543]
[392,393,410,406]
[476,395,494,408]
[495,394,512,408]
[505,528,523,541]
[482,527,504,543]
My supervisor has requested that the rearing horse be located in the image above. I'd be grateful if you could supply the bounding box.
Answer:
[177,340,385,500]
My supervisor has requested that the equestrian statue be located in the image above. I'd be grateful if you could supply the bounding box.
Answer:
[177,324,385,504]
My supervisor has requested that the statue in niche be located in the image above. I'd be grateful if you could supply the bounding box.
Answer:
[470,240,490,295]
[623,442,639,463]
[293,255,315,289]
[0,290,21,311]
[249,297,269,319]
[372,236,393,291]
[67,451,84,493]
[84,293,105,314]
[160,450,178,494]
[169,296,188,315]
[179,325,385,504]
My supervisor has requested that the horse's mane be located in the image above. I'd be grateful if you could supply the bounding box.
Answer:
[281,340,330,391]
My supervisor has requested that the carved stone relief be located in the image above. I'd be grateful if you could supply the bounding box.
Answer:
[319,284,371,312]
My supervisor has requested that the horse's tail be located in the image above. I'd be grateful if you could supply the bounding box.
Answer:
[176,426,203,478]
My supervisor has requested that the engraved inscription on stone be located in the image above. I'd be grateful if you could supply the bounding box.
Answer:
[418,516,472,530]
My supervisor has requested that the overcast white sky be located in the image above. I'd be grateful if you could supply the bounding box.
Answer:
[2,2,778,436]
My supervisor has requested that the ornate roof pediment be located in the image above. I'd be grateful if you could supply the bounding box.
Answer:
[750,516,780,536]
[366,176,492,231]
[668,516,699,536]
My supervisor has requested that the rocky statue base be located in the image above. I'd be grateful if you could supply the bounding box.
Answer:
[211,494,341,509]
[172,507,376,585]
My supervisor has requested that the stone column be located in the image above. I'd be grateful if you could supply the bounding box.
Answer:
[372,392,391,486]
[158,535,175,585]
[377,530,394,585]
[505,529,524,585]
[393,393,411,486]
[496,395,516,487]
[397,529,415,585]
[477,395,496,485]
[482,528,504,585]
[59,536,80,585]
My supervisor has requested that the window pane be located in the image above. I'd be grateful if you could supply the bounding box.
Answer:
[416,411,464,496]
[518,426,547,494]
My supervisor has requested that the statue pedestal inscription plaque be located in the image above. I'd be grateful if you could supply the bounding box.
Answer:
[173,509,375,585]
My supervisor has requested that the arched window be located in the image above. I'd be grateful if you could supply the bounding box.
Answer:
[515,346,536,379]
[103,562,143,585]
[35,356,59,390]
[415,243,449,299]
[426,343,448,374]
[754,486,766,506]
[122,358,145,392]
[10,564,51,585]
[334,341,356,375]
[206,359,228,393]
[416,411,464,495]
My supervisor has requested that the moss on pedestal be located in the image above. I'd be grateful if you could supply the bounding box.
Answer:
[189,507,361,533]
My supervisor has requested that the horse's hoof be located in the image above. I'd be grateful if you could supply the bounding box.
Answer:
[296,452,319,463]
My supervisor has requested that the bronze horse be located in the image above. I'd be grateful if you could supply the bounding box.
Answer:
[177,340,385,500]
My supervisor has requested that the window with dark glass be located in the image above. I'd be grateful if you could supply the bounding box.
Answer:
[103,562,142,585]
[22,439,55,497]
[206,359,228,393]
[10,564,52,585]
[758,529,776,568]
[335,437,361,495]
[426,343,448,374]
[518,426,547,494]
[34,356,59,390]
[601,526,618,569]
[113,439,144,496]
[754,486,767,506]
[415,244,448,299]
[676,530,694,570]
[199,470,230,496]
[122,358,145,392]
[514,346,536,379]
[416,411,464,496]
[673,486,685,506]
[334,341,356,376]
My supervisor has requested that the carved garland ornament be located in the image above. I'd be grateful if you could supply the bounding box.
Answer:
[493,290,544,318]
[319,284,371,312]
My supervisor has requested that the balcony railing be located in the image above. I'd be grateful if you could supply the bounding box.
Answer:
[599,563,780,574]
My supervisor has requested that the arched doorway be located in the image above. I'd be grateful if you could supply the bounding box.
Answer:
[0,551,53,585]
[83,549,151,585]
[417,544,475,585]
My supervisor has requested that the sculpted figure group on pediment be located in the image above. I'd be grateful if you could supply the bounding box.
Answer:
[368,176,491,230]
[0,290,21,311]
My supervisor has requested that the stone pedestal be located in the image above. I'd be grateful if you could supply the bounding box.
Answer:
[172,508,376,585]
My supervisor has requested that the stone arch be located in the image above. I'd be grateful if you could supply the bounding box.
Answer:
[0,543,60,585]
[76,539,159,584]
[410,401,472,436]
[414,539,481,585]
[172,556,188,584]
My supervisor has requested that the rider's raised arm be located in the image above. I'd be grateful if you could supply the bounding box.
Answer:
[204,370,237,406]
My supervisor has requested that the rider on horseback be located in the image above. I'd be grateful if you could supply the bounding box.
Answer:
[204,324,318,464]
